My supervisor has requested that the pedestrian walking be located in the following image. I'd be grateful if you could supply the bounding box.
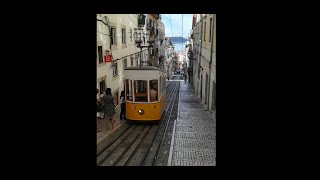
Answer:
[183,69,187,84]
[103,88,116,130]
[187,67,192,84]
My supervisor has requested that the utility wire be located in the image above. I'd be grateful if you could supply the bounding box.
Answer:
[128,14,138,25]
[97,31,136,40]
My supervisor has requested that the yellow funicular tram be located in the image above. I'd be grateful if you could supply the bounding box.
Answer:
[124,66,166,121]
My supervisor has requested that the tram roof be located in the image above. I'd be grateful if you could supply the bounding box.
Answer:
[124,66,161,71]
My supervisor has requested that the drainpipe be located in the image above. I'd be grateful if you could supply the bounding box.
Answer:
[207,15,214,111]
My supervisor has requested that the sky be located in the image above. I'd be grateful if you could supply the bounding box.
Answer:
[160,14,193,38]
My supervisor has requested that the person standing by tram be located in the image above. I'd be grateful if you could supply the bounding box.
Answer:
[120,90,126,121]
[187,67,192,84]
[103,88,116,130]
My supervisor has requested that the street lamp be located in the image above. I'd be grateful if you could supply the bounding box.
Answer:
[133,32,142,47]
[134,30,155,66]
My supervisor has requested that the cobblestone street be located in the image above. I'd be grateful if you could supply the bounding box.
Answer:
[168,81,216,166]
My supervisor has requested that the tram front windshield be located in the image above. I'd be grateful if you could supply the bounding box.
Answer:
[134,80,148,102]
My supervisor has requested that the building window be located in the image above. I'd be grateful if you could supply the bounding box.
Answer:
[99,80,106,94]
[98,46,103,64]
[148,19,152,29]
[204,21,206,41]
[138,14,146,27]
[130,55,133,66]
[209,17,212,42]
[123,57,127,68]
[130,29,132,42]
[122,28,126,44]
[113,63,118,76]
[134,28,137,45]
[111,27,116,45]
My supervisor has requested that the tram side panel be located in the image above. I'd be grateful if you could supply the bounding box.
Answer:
[160,94,166,116]
[126,102,161,121]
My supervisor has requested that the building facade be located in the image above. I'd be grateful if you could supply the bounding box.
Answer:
[190,14,216,113]
[164,37,174,80]
[97,14,148,108]
[147,14,160,67]
[157,17,165,71]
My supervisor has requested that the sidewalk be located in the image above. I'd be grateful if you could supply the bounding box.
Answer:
[97,105,125,144]
[168,80,216,166]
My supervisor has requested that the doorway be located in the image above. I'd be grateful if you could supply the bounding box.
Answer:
[200,75,203,101]
[211,81,216,110]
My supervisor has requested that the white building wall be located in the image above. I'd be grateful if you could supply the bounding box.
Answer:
[191,14,216,109]
[199,14,216,110]
[97,14,143,104]
[97,14,111,92]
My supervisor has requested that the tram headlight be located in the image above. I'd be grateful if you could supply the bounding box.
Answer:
[138,109,144,115]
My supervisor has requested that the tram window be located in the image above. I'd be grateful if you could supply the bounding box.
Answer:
[125,79,133,101]
[134,80,148,102]
[149,80,158,102]
[159,78,161,96]
[163,76,165,95]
